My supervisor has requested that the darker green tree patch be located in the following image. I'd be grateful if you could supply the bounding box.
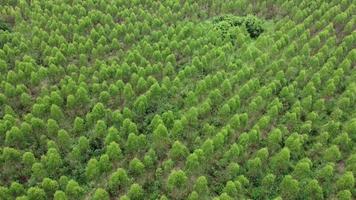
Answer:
[212,14,265,40]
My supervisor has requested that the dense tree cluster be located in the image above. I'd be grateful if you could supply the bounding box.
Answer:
[0,0,355,199]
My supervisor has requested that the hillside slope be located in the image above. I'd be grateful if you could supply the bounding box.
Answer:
[0,0,355,199]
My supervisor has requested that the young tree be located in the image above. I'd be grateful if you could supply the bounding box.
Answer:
[285,133,303,158]
[104,127,120,145]
[167,170,187,191]
[172,120,184,139]
[227,162,240,180]
[194,176,209,195]
[187,191,199,200]
[201,139,214,157]
[9,182,24,198]
[279,175,300,200]
[133,95,148,115]
[336,190,352,200]
[267,128,282,153]
[143,148,157,169]
[93,188,109,200]
[85,158,100,181]
[78,136,89,154]
[91,103,106,121]
[5,126,24,148]
[303,179,323,200]
[292,160,311,180]
[73,117,85,134]
[41,178,59,197]
[270,147,291,174]
[247,157,262,179]
[0,186,11,200]
[261,173,276,196]
[336,171,355,191]
[127,183,144,200]
[106,141,122,162]
[152,124,170,156]
[27,187,46,200]
[41,148,62,177]
[218,192,233,200]
[57,129,71,152]
[99,154,112,174]
[126,133,146,154]
[50,104,64,121]
[229,114,240,130]
[66,95,76,109]
[94,120,107,139]
[22,152,36,167]
[75,86,90,107]
[129,157,145,176]
[123,83,135,102]
[169,141,189,161]
[31,162,47,182]
[323,145,341,162]
[47,119,59,138]
[54,190,67,200]
[108,168,129,194]
[65,180,84,200]
[223,181,238,198]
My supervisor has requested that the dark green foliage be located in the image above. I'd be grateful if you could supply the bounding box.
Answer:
[0,20,11,32]
[212,14,265,41]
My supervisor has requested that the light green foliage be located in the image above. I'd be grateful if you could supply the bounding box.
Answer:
[27,187,46,200]
[323,145,341,162]
[304,179,323,200]
[127,183,144,200]
[53,190,67,200]
[129,158,145,176]
[270,147,291,173]
[93,188,109,200]
[65,180,84,200]
[0,1,355,200]
[169,141,189,161]
[85,158,100,181]
[106,141,122,162]
[108,168,129,194]
[336,171,355,191]
[167,170,188,191]
[279,175,300,200]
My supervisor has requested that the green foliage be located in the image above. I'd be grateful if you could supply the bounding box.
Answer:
[336,171,355,191]
[167,170,188,191]
[323,145,341,162]
[127,183,144,200]
[212,14,265,41]
[53,190,67,200]
[85,158,100,181]
[279,175,300,200]
[65,180,84,200]
[93,188,109,200]
[108,168,129,194]
[270,148,291,173]
[169,141,189,161]
[129,158,145,176]
[27,187,46,200]
[0,20,11,32]
[194,176,209,195]
[0,1,355,200]
[106,142,122,162]
[304,179,323,200]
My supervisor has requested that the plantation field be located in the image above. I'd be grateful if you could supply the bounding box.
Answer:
[0,0,355,199]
